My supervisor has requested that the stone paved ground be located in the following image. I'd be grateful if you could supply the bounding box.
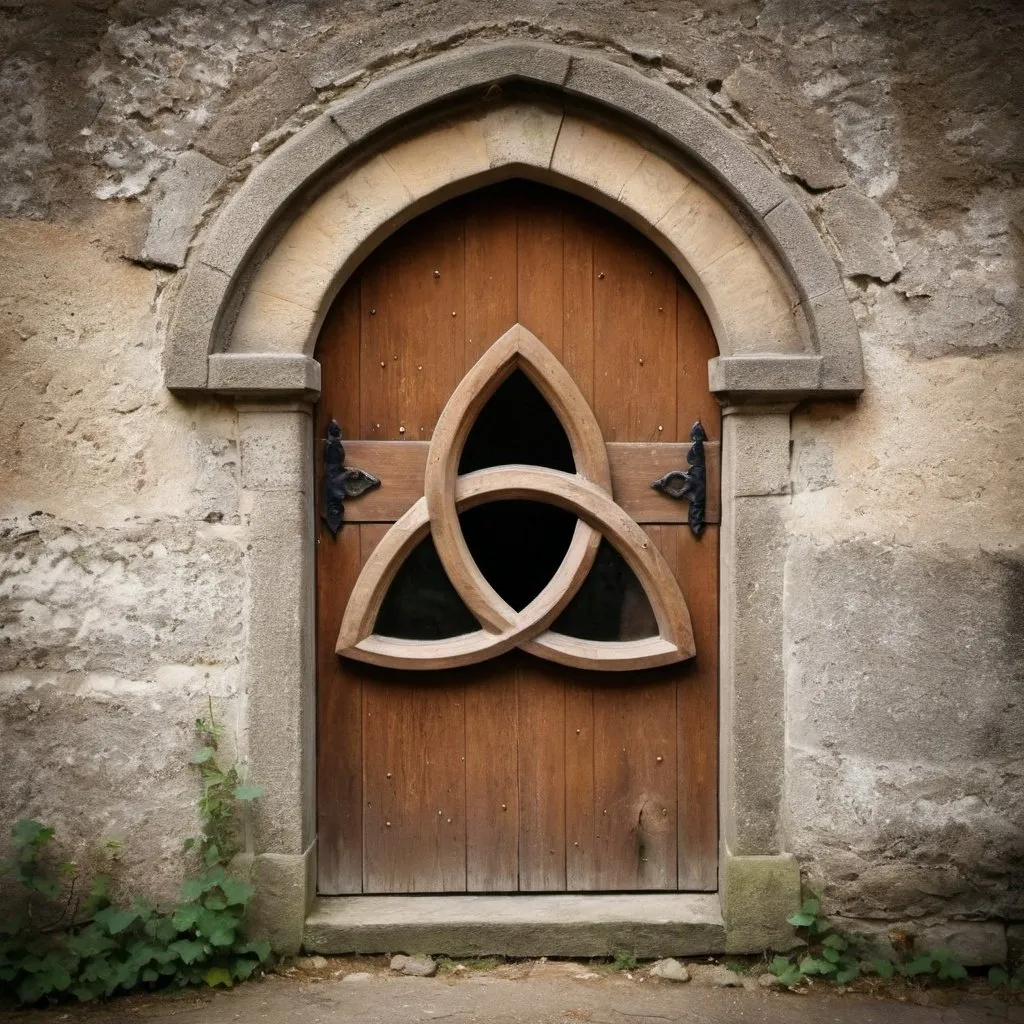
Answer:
[3,958,1024,1024]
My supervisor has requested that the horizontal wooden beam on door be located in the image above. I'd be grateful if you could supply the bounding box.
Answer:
[333,440,720,525]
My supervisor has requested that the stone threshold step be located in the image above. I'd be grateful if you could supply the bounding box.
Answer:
[304,893,725,958]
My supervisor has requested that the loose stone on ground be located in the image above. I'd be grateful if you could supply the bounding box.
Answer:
[390,953,437,977]
[649,957,691,982]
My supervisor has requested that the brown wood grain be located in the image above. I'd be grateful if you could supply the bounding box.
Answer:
[362,520,467,893]
[335,440,720,525]
[315,286,363,894]
[464,190,520,893]
[314,181,721,895]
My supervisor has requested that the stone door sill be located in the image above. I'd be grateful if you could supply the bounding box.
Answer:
[303,893,725,958]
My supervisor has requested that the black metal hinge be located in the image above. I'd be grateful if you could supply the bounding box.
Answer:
[322,420,381,538]
[651,420,707,538]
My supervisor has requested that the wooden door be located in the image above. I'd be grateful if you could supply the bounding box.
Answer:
[315,182,719,894]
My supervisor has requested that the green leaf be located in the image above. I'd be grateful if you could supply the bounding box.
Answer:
[141,967,160,983]
[12,819,54,848]
[787,912,816,928]
[179,878,206,902]
[870,957,895,979]
[987,966,1009,987]
[172,902,203,930]
[800,897,821,917]
[232,784,264,802]
[204,965,234,988]
[220,877,253,907]
[191,747,215,764]
[822,932,848,950]
[169,938,208,965]
[940,961,967,981]
[822,946,840,964]
[94,906,138,935]
[835,962,860,984]
[208,924,237,948]
[900,955,935,977]
[233,955,260,980]
[239,938,271,962]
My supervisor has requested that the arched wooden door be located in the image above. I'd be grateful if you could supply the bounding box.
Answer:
[315,182,719,894]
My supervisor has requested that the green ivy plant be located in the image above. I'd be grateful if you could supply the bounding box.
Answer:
[988,965,1024,992]
[0,703,270,1006]
[769,896,968,990]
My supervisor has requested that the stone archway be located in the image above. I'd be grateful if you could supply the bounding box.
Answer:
[164,42,863,954]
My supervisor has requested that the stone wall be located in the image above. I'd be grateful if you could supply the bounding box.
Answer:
[1,0,1021,940]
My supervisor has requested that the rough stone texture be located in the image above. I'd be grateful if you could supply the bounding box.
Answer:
[649,958,690,982]
[819,186,902,283]
[390,953,437,977]
[786,540,1024,920]
[722,64,847,192]
[304,895,726,958]
[1,0,1022,954]
[722,855,801,954]
[140,150,228,270]
[837,918,1009,968]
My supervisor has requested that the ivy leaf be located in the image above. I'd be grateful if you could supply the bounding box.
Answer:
[787,912,816,928]
[900,956,935,977]
[191,747,215,764]
[94,906,138,935]
[800,897,821,917]
[169,938,208,965]
[233,784,264,802]
[822,946,841,964]
[233,955,260,980]
[238,938,271,962]
[204,965,234,988]
[171,902,203,931]
[988,966,1009,987]
[822,933,848,951]
[179,878,206,902]
[835,962,860,984]
[221,878,253,907]
[12,819,54,848]
[870,957,895,979]
[208,924,237,948]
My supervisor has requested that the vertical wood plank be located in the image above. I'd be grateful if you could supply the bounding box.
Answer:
[315,286,364,893]
[517,189,564,358]
[675,282,719,889]
[359,208,465,443]
[674,521,720,891]
[562,206,595,407]
[676,280,721,437]
[516,191,567,890]
[564,678,596,889]
[464,186,520,892]
[593,220,678,442]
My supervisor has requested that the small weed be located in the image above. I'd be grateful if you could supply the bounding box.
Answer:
[0,699,270,1006]
[611,951,638,972]
[769,894,968,991]
[988,965,1024,992]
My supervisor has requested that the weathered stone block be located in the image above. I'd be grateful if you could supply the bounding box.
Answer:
[722,854,802,953]
[819,187,901,284]
[140,150,228,270]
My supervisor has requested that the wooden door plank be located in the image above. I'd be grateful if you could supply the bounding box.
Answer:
[565,679,597,890]
[676,280,721,436]
[464,186,520,892]
[593,219,678,442]
[516,193,568,890]
[591,670,677,889]
[315,285,364,894]
[517,189,564,358]
[672,522,719,891]
[562,206,595,406]
[359,208,466,442]
[517,659,566,890]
